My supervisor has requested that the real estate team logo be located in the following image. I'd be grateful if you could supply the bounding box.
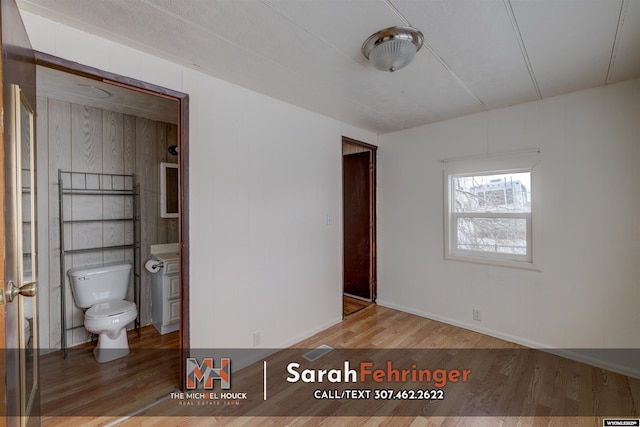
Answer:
[186,357,231,389]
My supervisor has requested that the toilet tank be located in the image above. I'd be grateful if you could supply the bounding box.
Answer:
[67,263,132,308]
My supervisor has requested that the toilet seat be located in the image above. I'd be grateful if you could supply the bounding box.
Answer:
[86,300,136,319]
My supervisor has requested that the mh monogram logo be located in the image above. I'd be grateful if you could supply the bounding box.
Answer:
[186,357,231,390]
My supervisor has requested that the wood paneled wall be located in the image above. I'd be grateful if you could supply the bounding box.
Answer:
[36,96,178,349]
[342,141,370,155]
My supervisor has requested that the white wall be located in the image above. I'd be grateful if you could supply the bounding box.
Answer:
[21,11,378,351]
[378,79,640,376]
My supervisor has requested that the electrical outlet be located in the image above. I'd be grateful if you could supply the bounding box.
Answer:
[473,309,482,321]
[253,332,261,347]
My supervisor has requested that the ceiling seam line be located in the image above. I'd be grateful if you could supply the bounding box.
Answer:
[605,0,629,85]
[139,0,291,69]
[384,1,487,112]
[419,43,489,111]
[138,1,402,129]
[384,0,412,26]
[503,0,542,100]
[24,3,209,78]
[142,0,371,80]
[258,0,372,67]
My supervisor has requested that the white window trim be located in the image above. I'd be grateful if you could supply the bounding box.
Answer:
[443,153,542,271]
[451,211,532,262]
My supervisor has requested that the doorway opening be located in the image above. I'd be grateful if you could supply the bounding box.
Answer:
[33,52,189,417]
[342,137,377,317]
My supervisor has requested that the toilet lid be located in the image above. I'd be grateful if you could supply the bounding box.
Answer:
[85,300,136,319]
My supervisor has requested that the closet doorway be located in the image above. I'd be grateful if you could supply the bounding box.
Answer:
[342,137,376,316]
[34,53,190,416]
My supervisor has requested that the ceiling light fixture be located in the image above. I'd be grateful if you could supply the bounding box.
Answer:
[361,26,424,72]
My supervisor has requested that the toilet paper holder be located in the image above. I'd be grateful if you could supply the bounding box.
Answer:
[145,259,164,273]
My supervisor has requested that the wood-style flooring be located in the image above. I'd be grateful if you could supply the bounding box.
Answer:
[343,294,371,317]
[39,326,180,427]
[40,306,640,426]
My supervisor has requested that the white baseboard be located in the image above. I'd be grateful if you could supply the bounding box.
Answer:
[277,316,343,350]
[230,316,344,372]
[376,299,640,380]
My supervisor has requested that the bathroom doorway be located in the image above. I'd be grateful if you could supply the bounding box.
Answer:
[33,53,189,416]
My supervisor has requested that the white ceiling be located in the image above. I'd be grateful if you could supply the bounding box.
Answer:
[18,0,640,135]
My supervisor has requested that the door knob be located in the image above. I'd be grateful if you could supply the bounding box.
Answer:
[5,281,36,303]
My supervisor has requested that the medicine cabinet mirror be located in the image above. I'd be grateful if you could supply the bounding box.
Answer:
[160,162,178,218]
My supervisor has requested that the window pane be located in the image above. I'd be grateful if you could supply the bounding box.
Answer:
[456,217,528,255]
[453,172,530,213]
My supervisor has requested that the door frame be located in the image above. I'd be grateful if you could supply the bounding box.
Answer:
[342,136,377,305]
[33,51,191,388]
[1,44,7,422]
[1,0,38,423]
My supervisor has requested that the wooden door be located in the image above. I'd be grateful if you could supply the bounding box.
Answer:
[1,0,39,425]
[343,151,372,300]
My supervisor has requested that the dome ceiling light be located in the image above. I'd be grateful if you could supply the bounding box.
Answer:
[361,26,424,72]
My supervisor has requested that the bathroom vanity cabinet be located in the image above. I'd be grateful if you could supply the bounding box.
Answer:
[150,244,180,335]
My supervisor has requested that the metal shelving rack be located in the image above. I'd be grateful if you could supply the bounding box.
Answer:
[58,169,141,358]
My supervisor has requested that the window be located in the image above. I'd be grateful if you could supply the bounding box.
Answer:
[444,154,541,269]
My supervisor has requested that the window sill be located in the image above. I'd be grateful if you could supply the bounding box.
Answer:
[445,252,541,271]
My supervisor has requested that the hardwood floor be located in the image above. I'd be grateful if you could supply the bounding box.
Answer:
[343,294,371,317]
[40,306,640,426]
[39,326,180,427]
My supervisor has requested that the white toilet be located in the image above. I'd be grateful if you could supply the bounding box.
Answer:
[67,263,137,363]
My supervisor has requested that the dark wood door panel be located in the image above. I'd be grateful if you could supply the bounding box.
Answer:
[343,151,371,299]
